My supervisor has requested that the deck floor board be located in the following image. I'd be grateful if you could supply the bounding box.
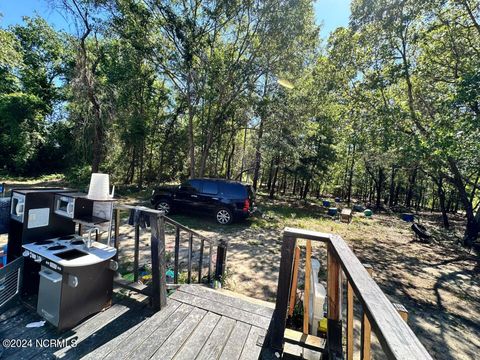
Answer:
[0,285,274,360]
[219,320,251,360]
[172,311,221,360]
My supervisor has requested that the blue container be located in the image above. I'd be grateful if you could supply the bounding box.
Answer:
[323,200,331,207]
[402,213,415,222]
[328,207,338,216]
[353,204,364,212]
[0,245,6,267]
[0,198,10,234]
[335,197,341,203]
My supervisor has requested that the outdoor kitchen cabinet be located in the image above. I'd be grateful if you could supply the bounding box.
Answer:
[37,260,114,331]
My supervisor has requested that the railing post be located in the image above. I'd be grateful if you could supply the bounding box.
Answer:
[214,239,228,281]
[327,242,342,359]
[269,234,296,351]
[150,213,167,311]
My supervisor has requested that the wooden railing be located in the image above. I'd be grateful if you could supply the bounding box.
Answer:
[112,205,227,311]
[266,227,432,360]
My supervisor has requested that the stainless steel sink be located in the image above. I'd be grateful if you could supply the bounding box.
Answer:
[55,249,88,260]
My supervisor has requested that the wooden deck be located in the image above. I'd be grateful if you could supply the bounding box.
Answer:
[0,284,275,360]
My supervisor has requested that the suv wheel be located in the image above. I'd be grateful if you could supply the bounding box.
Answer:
[216,208,233,225]
[155,200,171,215]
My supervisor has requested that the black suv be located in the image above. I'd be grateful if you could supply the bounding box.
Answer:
[150,178,256,224]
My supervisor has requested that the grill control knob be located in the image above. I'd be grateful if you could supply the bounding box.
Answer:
[68,275,79,288]
[23,250,30,257]
[109,260,119,271]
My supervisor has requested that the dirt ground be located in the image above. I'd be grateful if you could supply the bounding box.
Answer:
[1,179,478,359]
[160,205,480,360]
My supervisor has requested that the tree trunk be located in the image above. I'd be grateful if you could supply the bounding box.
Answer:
[394,183,401,206]
[138,140,144,188]
[448,158,479,246]
[388,165,396,207]
[269,161,279,199]
[437,177,450,229]
[226,142,235,179]
[266,158,274,191]
[347,144,356,205]
[303,178,310,199]
[292,172,298,195]
[186,71,196,178]
[406,168,417,208]
[376,167,384,209]
[281,168,287,195]
[252,74,269,191]
[239,126,248,182]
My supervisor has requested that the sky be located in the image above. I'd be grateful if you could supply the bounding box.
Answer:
[0,0,351,39]
[315,0,351,38]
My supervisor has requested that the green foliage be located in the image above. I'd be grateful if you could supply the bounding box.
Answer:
[0,16,74,175]
[1,1,479,242]
[64,164,92,189]
[0,92,44,172]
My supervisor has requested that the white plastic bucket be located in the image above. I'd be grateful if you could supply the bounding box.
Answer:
[87,173,113,200]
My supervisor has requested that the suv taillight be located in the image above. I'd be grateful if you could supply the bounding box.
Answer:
[243,199,250,212]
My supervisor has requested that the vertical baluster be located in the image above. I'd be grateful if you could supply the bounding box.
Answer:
[303,240,312,334]
[347,280,354,360]
[288,245,300,317]
[327,242,342,358]
[113,208,120,261]
[187,233,193,283]
[394,303,409,322]
[198,239,204,283]
[361,264,373,360]
[174,226,180,284]
[133,223,140,282]
[208,243,212,283]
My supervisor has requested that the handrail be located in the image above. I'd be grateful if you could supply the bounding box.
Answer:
[267,227,432,360]
[114,204,220,245]
[112,204,228,311]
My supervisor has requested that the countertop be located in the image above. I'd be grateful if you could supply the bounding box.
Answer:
[23,235,117,268]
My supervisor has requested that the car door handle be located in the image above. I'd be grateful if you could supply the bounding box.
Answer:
[191,195,198,198]
[211,197,219,200]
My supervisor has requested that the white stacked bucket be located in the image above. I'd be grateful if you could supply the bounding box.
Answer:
[87,173,115,236]
[87,173,114,200]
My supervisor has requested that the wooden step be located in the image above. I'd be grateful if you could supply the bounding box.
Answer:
[284,328,326,351]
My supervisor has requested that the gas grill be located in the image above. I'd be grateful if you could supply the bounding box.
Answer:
[23,234,117,330]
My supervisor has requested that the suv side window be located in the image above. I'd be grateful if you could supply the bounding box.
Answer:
[203,181,218,195]
[223,183,247,198]
[180,180,202,193]
[189,180,202,193]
